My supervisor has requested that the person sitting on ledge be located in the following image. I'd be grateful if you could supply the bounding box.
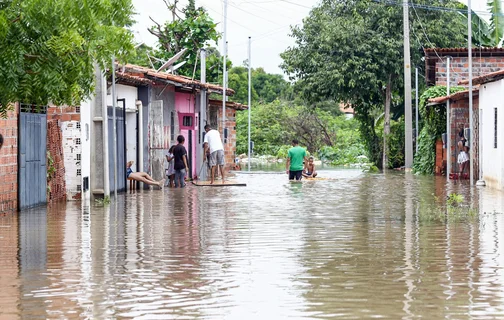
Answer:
[126,161,165,189]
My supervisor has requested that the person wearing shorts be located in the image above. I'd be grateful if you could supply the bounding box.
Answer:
[286,139,307,181]
[203,124,226,184]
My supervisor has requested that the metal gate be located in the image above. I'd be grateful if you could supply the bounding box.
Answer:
[19,106,47,210]
[108,106,126,193]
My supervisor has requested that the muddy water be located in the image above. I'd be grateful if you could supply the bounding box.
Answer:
[1,170,504,319]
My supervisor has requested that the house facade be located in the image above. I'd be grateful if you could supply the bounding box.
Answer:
[0,62,247,212]
[473,70,504,190]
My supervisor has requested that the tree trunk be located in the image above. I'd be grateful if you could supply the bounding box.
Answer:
[383,74,392,170]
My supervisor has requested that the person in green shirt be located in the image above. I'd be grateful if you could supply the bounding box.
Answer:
[286,139,307,180]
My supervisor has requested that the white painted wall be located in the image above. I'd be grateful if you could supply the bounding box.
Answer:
[80,99,92,200]
[106,84,138,111]
[480,79,504,190]
[107,84,139,171]
[126,112,137,171]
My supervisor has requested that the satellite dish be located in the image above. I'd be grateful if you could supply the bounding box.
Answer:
[168,61,187,73]
[157,48,188,72]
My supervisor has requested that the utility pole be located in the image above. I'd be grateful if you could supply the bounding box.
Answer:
[415,67,419,153]
[111,57,118,199]
[468,0,474,186]
[248,37,252,172]
[403,0,413,169]
[446,58,451,180]
[222,0,228,142]
[200,48,208,181]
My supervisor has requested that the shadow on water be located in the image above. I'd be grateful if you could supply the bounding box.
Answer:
[1,170,504,319]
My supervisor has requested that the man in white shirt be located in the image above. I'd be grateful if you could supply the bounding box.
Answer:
[203,124,225,184]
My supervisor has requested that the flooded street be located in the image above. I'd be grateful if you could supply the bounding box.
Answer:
[1,169,504,319]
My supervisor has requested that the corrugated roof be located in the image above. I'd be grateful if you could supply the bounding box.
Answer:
[117,63,235,96]
[428,88,479,104]
[458,69,504,85]
[209,99,248,110]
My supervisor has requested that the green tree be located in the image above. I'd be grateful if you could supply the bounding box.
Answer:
[462,0,504,47]
[0,0,134,114]
[148,0,221,80]
[281,0,467,168]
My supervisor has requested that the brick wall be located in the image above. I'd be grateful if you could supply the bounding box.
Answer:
[436,57,504,87]
[47,106,81,200]
[47,120,67,202]
[215,107,238,169]
[0,104,18,213]
[447,96,479,180]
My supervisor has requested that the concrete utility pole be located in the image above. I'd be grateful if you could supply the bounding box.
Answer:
[403,0,414,169]
[111,57,118,199]
[446,58,451,180]
[248,37,252,172]
[415,67,419,153]
[468,0,474,186]
[222,0,228,142]
[136,100,144,189]
[200,48,208,181]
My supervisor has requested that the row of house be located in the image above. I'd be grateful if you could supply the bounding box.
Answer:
[425,47,504,190]
[0,62,247,212]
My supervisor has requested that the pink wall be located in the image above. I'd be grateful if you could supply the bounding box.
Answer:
[175,92,198,177]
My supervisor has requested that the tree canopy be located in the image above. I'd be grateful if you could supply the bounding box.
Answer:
[281,0,468,167]
[0,0,135,114]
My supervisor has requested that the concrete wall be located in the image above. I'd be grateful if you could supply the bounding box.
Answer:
[0,103,18,212]
[107,84,139,172]
[61,121,82,200]
[480,80,504,190]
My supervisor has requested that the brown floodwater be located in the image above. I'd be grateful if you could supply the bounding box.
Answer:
[1,169,504,319]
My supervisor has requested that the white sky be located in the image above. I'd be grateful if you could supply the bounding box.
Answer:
[131,0,488,76]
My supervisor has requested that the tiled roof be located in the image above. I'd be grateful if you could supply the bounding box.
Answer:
[116,63,235,96]
[428,88,479,104]
[424,47,504,55]
[458,69,504,85]
[209,99,248,110]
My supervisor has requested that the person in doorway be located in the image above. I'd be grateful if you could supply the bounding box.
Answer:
[126,161,164,188]
[286,139,307,181]
[203,124,226,184]
[165,145,175,187]
[457,139,469,178]
[173,135,189,188]
[0,133,3,150]
[302,156,318,178]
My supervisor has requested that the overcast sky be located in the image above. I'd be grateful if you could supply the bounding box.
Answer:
[131,0,487,76]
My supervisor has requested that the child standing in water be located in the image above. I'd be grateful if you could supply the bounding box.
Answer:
[166,146,175,187]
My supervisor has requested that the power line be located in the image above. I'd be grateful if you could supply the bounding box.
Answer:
[206,5,258,33]
[227,1,285,26]
[278,0,313,9]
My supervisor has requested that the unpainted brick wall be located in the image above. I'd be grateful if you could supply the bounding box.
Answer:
[216,107,238,169]
[47,120,67,202]
[0,104,18,213]
[436,57,504,87]
[447,96,479,180]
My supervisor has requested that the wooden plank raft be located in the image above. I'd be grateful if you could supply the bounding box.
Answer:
[192,180,247,187]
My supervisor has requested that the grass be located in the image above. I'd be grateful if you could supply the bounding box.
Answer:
[418,193,478,223]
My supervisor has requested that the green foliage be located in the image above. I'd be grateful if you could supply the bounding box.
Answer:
[280,0,467,167]
[148,0,221,81]
[376,118,405,169]
[46,151,56,194]
[0,0,135,114]
[412,86,465,175]
[460,0,504,46]
[95,195,111,206]
[418,193,478,223]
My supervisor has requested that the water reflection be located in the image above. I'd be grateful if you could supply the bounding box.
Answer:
[1,170,504,319]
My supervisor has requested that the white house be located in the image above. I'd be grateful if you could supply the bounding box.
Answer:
[475,70,504,190]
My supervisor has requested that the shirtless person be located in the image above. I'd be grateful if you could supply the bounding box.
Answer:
[302,156,318,178]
